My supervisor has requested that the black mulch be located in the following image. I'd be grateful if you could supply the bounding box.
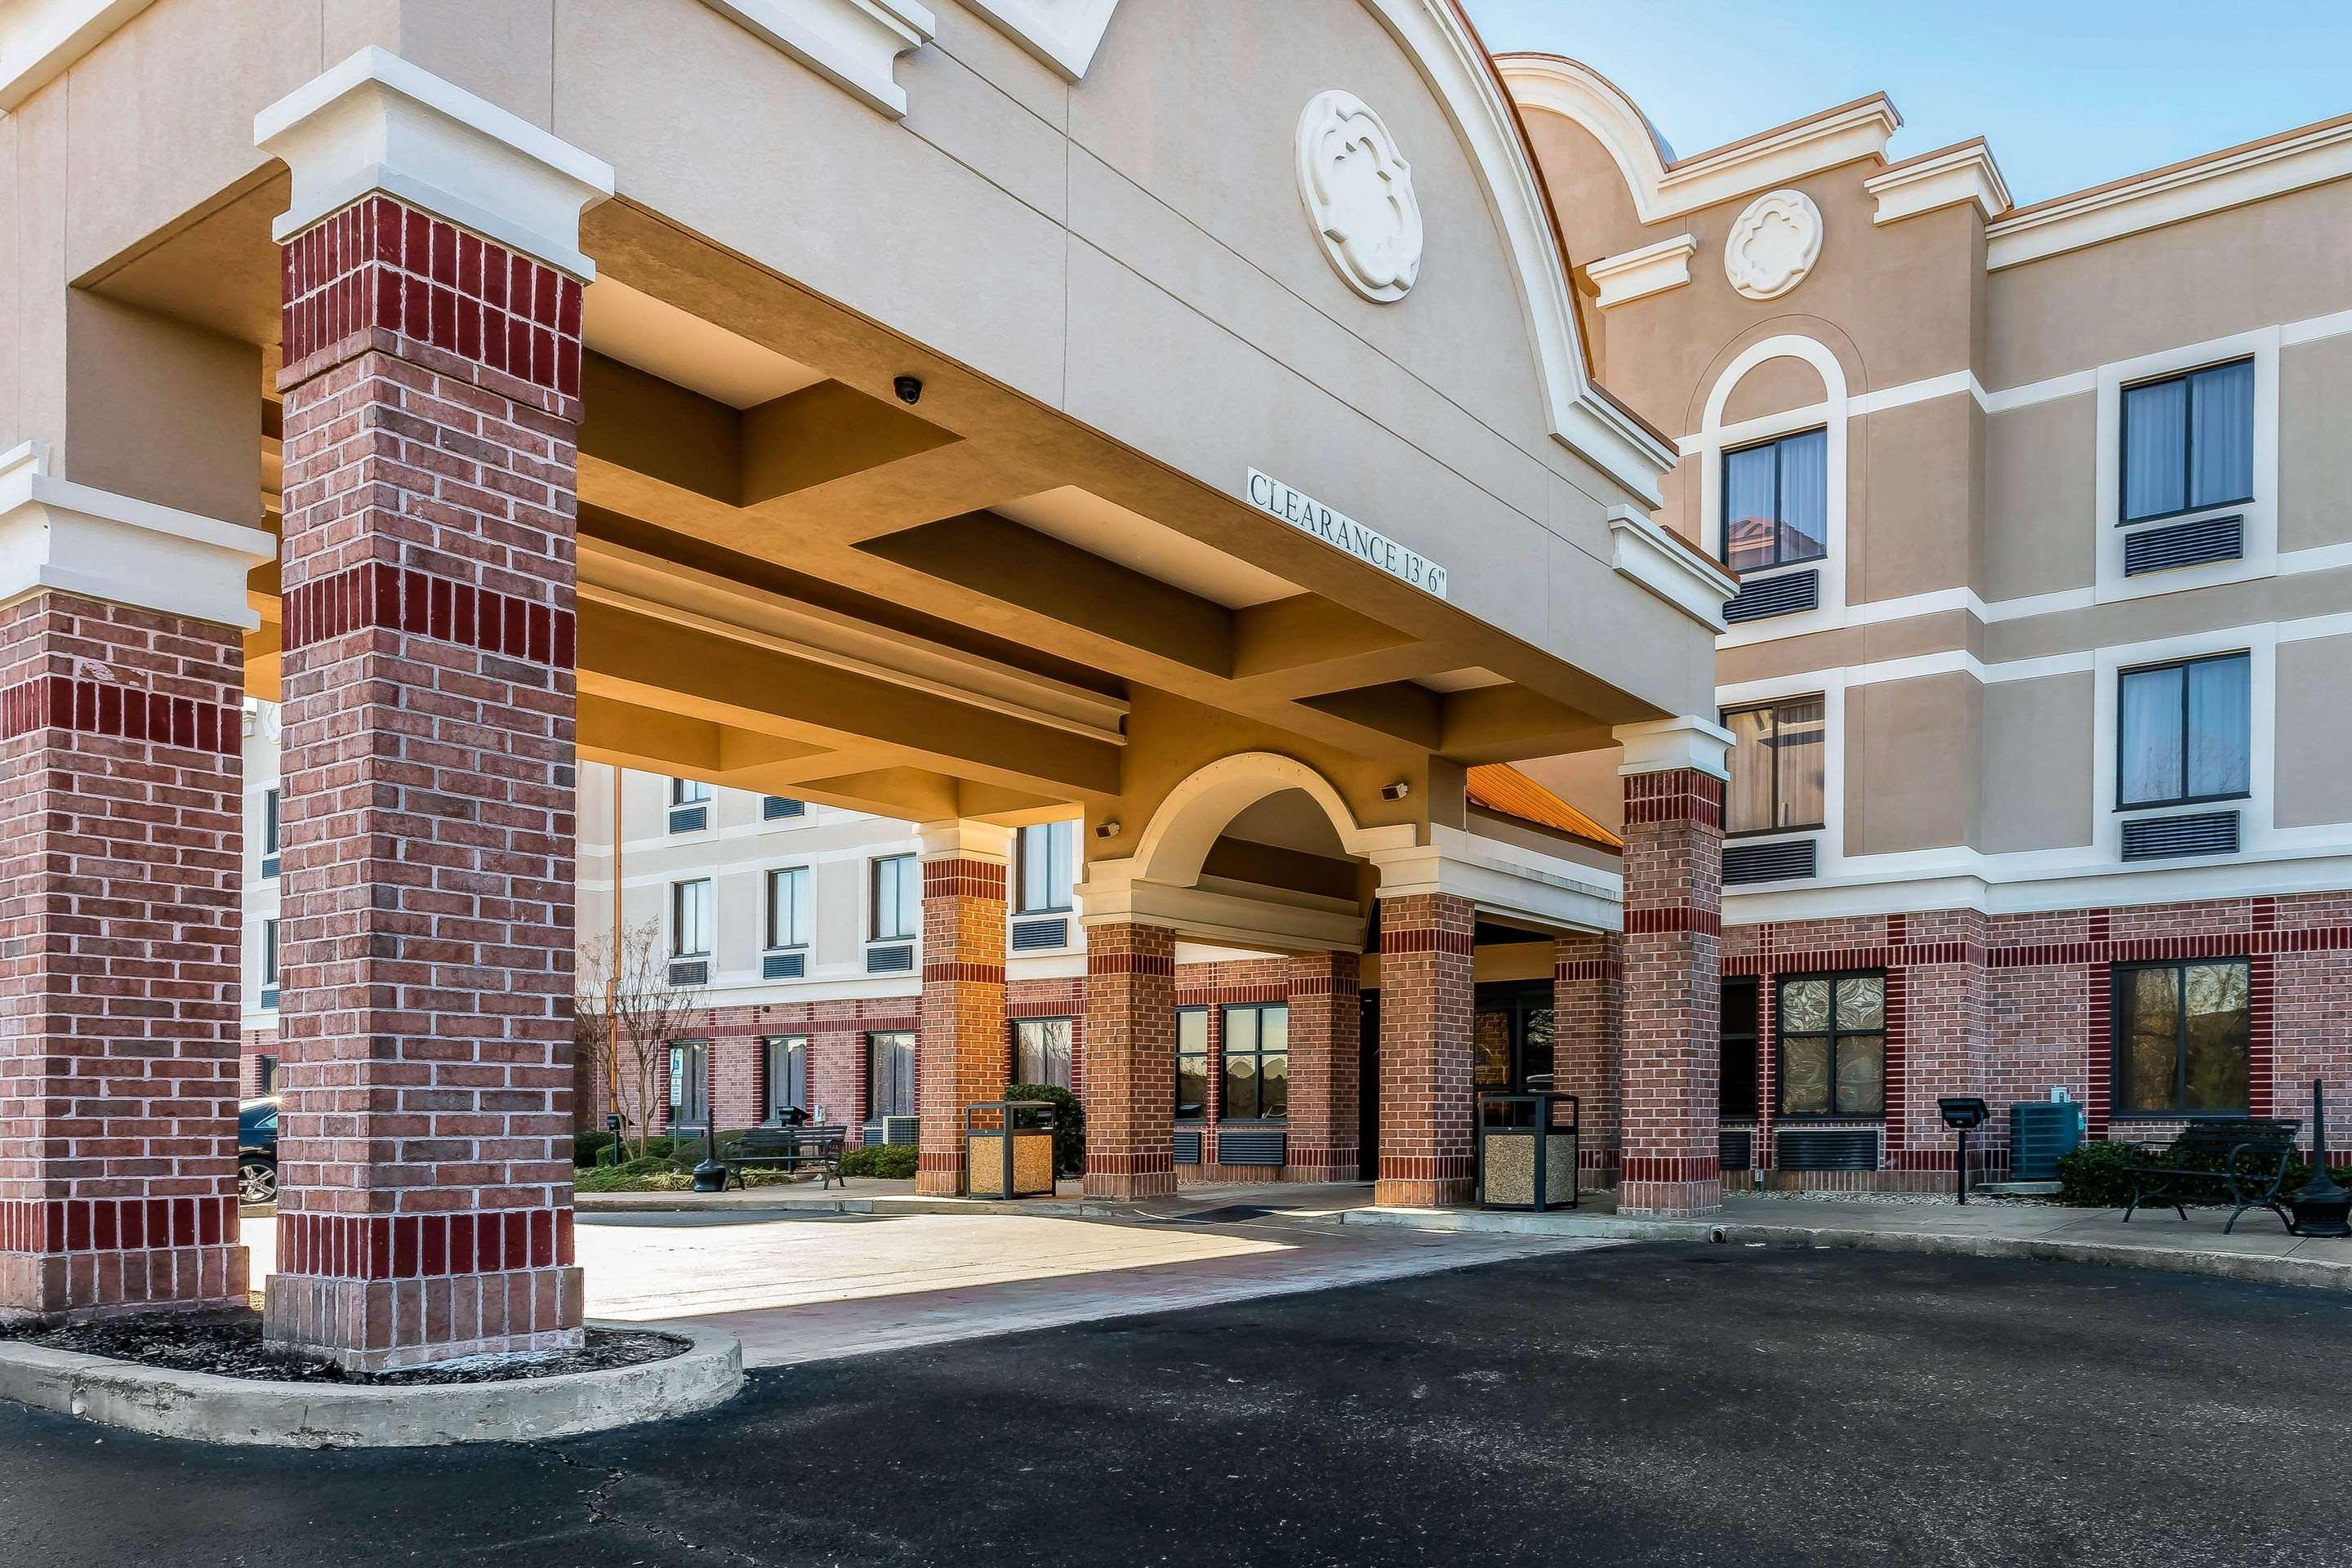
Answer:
[0,1310,685,1386]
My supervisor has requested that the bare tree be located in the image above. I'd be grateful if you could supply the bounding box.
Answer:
[576,918,706,1162]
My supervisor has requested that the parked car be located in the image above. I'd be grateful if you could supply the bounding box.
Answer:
[238,1097,280,1206]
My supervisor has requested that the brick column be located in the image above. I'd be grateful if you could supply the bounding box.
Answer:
[1553,932,1621,1190]
[1081,921,1176,1199]
[0,468,268,1317]
[1374,893,1476,1207]
[1282,951,1359,1183]
[915,822,1009,1196]
[1615,717,1731,1219]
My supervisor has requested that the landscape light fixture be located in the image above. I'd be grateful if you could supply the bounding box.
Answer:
[1938,1097,1989,1205]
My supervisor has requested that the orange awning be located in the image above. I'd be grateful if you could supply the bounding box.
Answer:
[1465,764,1622,851]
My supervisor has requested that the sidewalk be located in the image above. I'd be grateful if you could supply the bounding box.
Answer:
[1343,1191,2352,1290]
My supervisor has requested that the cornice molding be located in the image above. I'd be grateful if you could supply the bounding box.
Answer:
[1607,506,1735,633]
[1584,232,1696,308]
[959,0,1117,81]
[0,0,153,113]
[1864,139,2011,225]
[697,0,937,118]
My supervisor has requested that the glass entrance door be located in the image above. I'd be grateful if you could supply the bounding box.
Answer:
[1472,982,1555,1093]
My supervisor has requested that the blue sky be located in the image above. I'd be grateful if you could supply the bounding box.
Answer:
[1461,1,2352,206]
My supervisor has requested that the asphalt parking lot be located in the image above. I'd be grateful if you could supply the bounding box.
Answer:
[5,1241,2346,1566]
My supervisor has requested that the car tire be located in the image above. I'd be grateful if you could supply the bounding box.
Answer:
[239,1158,278,1206]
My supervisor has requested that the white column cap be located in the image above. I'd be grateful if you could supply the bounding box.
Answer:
[1614,714,1735,781]
[917,819,1014,864]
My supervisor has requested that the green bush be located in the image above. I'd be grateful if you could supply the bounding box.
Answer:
[574,1156,694,1193]
[1006,1083,1085,1177]
[842,1143,919,1180]
[2059,1134,2352,1208]
[572,1132,615,1168]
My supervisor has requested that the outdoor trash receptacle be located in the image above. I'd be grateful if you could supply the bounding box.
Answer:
[964,1099,1058,1198]
[1475,1090,1579,1211]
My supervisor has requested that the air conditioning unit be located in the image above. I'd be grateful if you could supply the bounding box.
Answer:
[859,1115,920,1147]
[1009,917,1068,953]
[760,951,806,981]
[866,943,915,975]
[667,959,710,987]
[761,795,806,821]
[666,804,709,833]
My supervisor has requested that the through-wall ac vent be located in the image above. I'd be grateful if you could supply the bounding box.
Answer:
[1776,1128,1880,1172]
[2121,810,2238,861]
[866,943,915,974]
[1216,1126,1288,1167]
[2123,514,2243,577]
[1724,838,1818,885]
[1173,1129,1204,1165]
[761,951,807,980]
[1719,1129,1753,1172]
[666,804,709,834]
[667,960,710,987]
[761,795,806,821]
[1722,568,1820,624]
[1010,917,1069,953]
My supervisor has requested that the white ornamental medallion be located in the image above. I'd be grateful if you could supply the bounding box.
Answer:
[1295,90,1423,303]
[1723,189,1824,301]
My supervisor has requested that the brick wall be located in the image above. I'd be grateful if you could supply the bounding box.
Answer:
[1283,951,1361,1183]
[1618,768,1724,1217]
[1553,932,1621,1188]
[915,856,1008,1195]
[262,196,585,1370]
[0,594,249,1317]
[1082,922,1177,1198]
[1375,893,1476,1206]
[1174,956,1307,1184]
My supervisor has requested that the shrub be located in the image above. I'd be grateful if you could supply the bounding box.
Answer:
[574,1156,694,1193]
[572,1132,616,1168]
[842,1143,919,1180]
[2059,1134,2352,1208]
[1006,1083,1085,1176]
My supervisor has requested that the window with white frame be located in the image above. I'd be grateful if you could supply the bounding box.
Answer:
[1015,821,1076,915]
[871,854,919,942]
[765,866,811,951]
[261,788,281,877]
[2117,653,2251,809]
[1720,697,1826,836]
[672,878,714,958]
[262,919,279,991]
[1721,428,1828,573]
[2120,359,2253,524]
[671,777,714,807]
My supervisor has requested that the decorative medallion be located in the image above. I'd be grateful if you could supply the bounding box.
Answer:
[1723,189,1824,301]
[1295,90,1423,303]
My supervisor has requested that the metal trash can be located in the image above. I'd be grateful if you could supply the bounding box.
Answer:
[1475,1090,1579,1212]
[964,1099,1058,1198]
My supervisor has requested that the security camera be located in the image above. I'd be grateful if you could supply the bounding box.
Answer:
[1381,781,1411,801]
[893,374,924,404]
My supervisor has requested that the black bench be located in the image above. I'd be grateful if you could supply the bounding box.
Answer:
[723,1125,847,1191]
[2123,1118,2301,1234]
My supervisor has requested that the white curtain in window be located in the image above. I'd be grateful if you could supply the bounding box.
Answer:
[1722,443,1778,572]
[2189,360,2254,509]
[1775,429,1829,564]
[1722,706,1776,834]
[1773,697,1827,829]
[2185,655,2251,799]
[2122,377,2188,520]
[2118,666,2185,804]
[768,866,809,947]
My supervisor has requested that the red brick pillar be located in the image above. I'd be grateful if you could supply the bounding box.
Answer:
[261,185,594,1366]
[1615,717,1731,1218]
[1374,893,1476,1207]
[1282,951,1360,1183]
[1081,921,1176,1199]
[1553,932,1621,1190]
[915,822,1009,1196]
[0,494,266,1316]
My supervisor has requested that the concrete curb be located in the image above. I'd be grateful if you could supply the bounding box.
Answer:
[577,1194,1120,1219]
[1339,1208,2352,1291]
[0,1321,744,1448]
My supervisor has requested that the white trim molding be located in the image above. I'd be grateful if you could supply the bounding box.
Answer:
[0,441,273,630]
[1584,233,1697,309]
[697,0,936,118]
[1614,714,1734,781]
[1864,139,2011,225]
[254,47,615,278]
[1988,113,2352,270]
[1607,505,1734,631]
[1367,826,1620,936]
[1496,54,1899,225]
[1695,333,1852,647]
[0,0,151,112]
[915,819,1013,863]
[959,0,1117,81]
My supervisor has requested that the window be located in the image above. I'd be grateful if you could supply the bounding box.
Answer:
[671,879,713,958]
[256,1054,280,1094]
[262,919,279,987]
[2118,653,2251,809]
[1722,427,1828,573]
[2115,960,2251,1117]
[2122,359,2254,523]
[1016,820,1076,914]
[261,788,281,877]
[1472,983,1554,1091]
[668,1040,710,1128]
[1721,697,1826,836]
[1720,978,1760,1120]
[1175,1008,1209,1120]
[1221,1003,1289,1121]
[871,854,919,942]
[1776,973,1884,1118]
[866,1031,916,1119]
[1012,1017,1074,1090]
[765,866,811,951]
[765,1036,809,1120]
[670,777,713,807]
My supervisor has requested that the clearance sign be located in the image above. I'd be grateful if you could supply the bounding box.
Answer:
[1244,469,1449,600]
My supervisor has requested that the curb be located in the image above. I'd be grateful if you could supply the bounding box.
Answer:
[1339,1208,2352,1291]
[576,1194,1118,1219]
[0,1321,744,1448]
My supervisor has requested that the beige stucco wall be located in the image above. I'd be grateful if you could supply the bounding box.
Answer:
[2276,635,2352,831]
[1843,671,1980,857]
[1984,393,2097,602]
[2281,333,2352,555]
[1979,672,2096,854]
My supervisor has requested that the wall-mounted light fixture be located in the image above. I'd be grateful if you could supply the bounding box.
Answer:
[1381,781,1411,801]
[1094,820,1121,839]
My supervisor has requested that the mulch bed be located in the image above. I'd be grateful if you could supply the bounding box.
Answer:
[0,1310,687,1386]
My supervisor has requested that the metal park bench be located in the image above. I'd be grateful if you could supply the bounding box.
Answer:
[722,1124,848,1191]
[2123,1118,2301,1235]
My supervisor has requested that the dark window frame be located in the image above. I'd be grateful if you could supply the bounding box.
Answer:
[1174,1006,1210,1122]
[1015,820,1077,915]
[764,1035,809,1120]
[1719,426,1829,573]
[1010,1016,1076,1090]
[2114,650,2253,812]
[764,865,811,951]
[1720,977,1761,1121]
[870,853,919,942]
[671,878,713,958]
[2118,357,2256,526]
[668,1038,711,1129]
[2111,958,2253,1120]
[1772,969,1887,1122]
[262,788,281,873]
[670,776,714,807]
[865,1030,917,1120]
[262,918,280,987]
[1719,697,1829,840]
[1219,1001,1290,1123]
